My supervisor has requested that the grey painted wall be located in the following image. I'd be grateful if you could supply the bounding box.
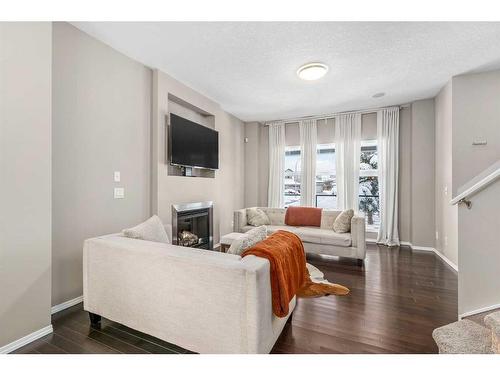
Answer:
[244,122,269,208]
[52,23,152,305]
[451,69,500,316]
[151,69,245,244]
[411,99,436,248]
[399,107,412,243]
[458,169,500,316]
[244,104,436,246]
[434,81,458,266]
[452,70,500,195]
[0,22,52,347]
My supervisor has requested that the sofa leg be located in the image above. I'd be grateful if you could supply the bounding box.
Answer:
[89,312,102,328]
[357,259,364,267]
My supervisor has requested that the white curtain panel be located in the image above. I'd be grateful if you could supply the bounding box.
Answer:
[299,119,318,206]
[267,121,286,208]
[376,107,400,246]
[335,113,361,211]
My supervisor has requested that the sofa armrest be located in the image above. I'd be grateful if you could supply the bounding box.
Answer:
[351,215,366,260]
[233,208,247,232]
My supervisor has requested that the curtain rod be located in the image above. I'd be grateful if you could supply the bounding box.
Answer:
[263,103,410,126]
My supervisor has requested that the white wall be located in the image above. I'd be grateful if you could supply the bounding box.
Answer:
[151,70,245,244]
[52,23,152,305]
[0,22,52,348]
[434,81,458,266]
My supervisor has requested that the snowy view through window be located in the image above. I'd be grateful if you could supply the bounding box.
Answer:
[284,141,380,230]
[284,144,337,209]
[359,141,380,229]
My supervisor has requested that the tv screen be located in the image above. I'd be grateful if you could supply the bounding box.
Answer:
[169,113,219,170]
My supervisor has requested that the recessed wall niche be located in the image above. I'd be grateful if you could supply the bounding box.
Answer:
[166,94,216,178]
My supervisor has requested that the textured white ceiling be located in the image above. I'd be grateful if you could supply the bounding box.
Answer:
[72,22,500,122]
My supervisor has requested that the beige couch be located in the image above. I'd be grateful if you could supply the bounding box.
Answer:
[234,207,366,262]
[83,233,294,354]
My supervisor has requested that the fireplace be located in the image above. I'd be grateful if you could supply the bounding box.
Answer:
[172,201,213,250]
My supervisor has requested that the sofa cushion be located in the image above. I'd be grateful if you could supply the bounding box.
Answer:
[333,209,354,233]
[241,225,255,233]
[260,208,286,225]
[294,227,352,247]
[122,215,170,244]
[320,210,341,229]
[284,206,322,227]
[228,226,267,255]
[264,225,298,236]
[246,207,271,226]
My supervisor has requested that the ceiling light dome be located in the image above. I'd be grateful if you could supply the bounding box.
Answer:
[297,62,328,81]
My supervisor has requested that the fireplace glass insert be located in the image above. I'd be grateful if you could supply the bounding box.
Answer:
[172,202,213,250]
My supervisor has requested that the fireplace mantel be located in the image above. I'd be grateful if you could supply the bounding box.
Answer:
[172,201,214,213]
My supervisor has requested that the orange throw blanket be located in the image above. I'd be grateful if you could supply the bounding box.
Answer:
[242,230,349,317]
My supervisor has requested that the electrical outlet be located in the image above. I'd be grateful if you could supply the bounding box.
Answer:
[114,187,125,199]
[436,231,439,241]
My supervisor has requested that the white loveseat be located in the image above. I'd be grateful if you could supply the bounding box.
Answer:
[83,233,295,354]
[234,207,366,262]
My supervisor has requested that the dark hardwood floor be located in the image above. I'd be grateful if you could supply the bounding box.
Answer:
[12,244,457,354]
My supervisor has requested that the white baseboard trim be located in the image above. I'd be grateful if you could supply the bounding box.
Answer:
[51,295,83,314]
[431,248,459,272]
[411,245,435,252]
[459,302,500,319]
[366,239,458,272]
[0,325,53,354]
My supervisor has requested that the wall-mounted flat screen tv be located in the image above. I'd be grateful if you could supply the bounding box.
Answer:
[169,113,219,170]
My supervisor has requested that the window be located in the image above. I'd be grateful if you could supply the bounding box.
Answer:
[284,141,378,227]
[315,144,337,209]
[359,140,379,230]
[284,146,301,207]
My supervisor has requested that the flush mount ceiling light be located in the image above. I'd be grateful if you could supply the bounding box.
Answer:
[297,62,329,81]
[372,92,385,98]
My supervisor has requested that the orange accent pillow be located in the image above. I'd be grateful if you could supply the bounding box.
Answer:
[284,206,322,227]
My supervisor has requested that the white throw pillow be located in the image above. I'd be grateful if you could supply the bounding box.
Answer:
[333,209,354,233]
[228,226,267,255]
[122,215,170,244]
[246,208,271,226]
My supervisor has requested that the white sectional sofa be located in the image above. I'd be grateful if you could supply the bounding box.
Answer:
[234,207,366,262]
[83,233,294,354]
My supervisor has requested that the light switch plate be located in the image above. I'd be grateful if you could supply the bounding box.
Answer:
[472,139,487,146]
[114,171,121,182]
[114,187,125,199]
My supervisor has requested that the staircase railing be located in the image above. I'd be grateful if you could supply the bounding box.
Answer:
[451,159,500,209]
